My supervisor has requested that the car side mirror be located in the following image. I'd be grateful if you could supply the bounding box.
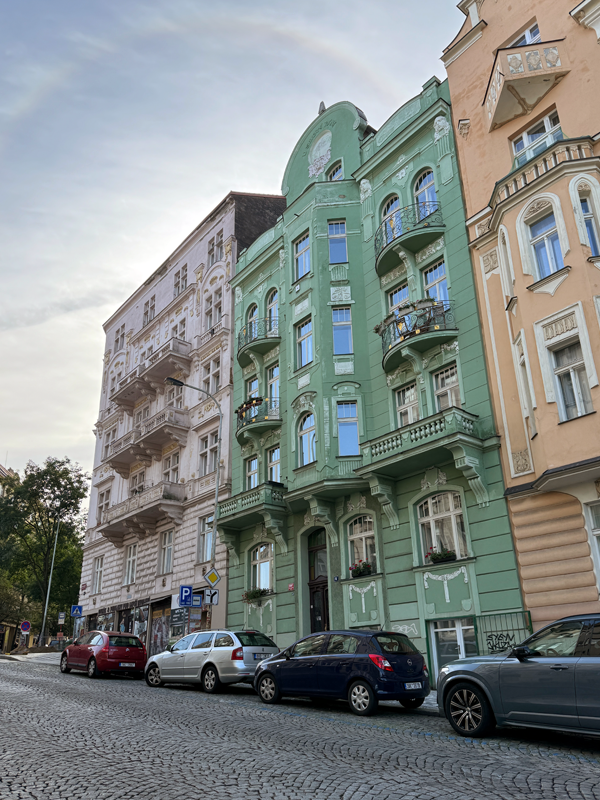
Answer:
[512,645,532,660]
[284,650,291,660]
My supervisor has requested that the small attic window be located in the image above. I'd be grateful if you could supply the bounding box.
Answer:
[328,162,343,181]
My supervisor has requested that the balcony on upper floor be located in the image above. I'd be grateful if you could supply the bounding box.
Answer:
[376,302,457,372]
[374,202,444,275]
[137,407,190,456]
[237,318,281,367]
[141,337,192,391]
[484,40,570,132]
[104,429,145,477]
[98,481,185,546]
[217,482,287,527]
[110,366,151,413]
[235,398,282,443]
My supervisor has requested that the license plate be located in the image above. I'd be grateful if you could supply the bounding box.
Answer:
[119,662,135,668]
[405,682,422,690]
[254,653,267,661]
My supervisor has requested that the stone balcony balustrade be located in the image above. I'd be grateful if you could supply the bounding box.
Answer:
[217,482,288,564]
[98,481,186,545]
[376,301,458,372]
[374,202,444,275]
[237,317,281,367]
[137,407,190,453]
[105,428,144,476]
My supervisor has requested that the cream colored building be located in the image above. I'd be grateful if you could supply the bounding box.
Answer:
[79,193,285,653]
[443,0,600,629]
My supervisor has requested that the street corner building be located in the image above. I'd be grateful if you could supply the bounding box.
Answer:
[218,81,527,685]
[79,193,286,653]
[443,0,600,631]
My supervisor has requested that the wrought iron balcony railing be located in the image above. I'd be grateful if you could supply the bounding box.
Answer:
[379,302,456,355]
[374,202,443,259]
[236,399,281,432]
[238,317,280,352]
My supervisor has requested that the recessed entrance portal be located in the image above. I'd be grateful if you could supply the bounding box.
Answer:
[308,529,329,633]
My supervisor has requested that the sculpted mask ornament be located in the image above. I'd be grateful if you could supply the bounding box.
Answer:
[433,116,451,142]
[359,179,372,203]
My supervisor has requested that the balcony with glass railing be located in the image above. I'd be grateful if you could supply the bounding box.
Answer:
[377,301,457,372]
[374,202,444,275]
[237,318,280,367]
[235,398,282,443]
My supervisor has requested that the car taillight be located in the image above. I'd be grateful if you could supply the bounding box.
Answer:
[369,653,393,672]
[423,664,428,676]
[231,647,244,661]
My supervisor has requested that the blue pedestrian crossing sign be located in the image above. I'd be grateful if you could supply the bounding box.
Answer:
[71,605,83,617]
[179,585,193,607]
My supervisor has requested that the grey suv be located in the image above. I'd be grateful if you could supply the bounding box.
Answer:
[145,629,279,692]
[437,614,600,737]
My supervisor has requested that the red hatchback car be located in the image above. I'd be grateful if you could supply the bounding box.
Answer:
[60,630,147,678]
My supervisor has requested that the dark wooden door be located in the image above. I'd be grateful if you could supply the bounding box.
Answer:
[308,530,329,633]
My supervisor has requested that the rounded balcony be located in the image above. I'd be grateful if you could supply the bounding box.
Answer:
[378,302,458,372]
[374,202,445,276]
[235,398,282,443]
[237,318,281,367]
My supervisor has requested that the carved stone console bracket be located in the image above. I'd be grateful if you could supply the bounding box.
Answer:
[158,503,183,527]
[367,476,400,530]
[446,443,490,507]
[306,495,339,546]
[217,525,240,566]
[261,511,288,554]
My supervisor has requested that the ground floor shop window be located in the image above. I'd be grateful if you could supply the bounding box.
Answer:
[150,607,171,656]
[431,618,477,679]
[95,613,114,632]
[118,606,148,639]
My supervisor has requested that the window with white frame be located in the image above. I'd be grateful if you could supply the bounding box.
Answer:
[328,221,347,264]
[414,170,438,218]
[251,543,273,589]
[199,431,218,476]
[434,365,461,410]
[160,530,173,574]
[511,22,540,46]
[296,317,313,368]
[294,232,310,280]
[246,455,258,490]
[134,405,150,428]
[418,492,467,562]
[332,307,353,355]
[580,195,600,257]
[246,303,258,340]
[267,446,281,483]
[173,265,188,298]
[529,211,564,278]
[163,452,179,483]
[267,289,278,333]
[552,341,593,420]
[103,427,117,460]
[215,230,224,262]
[208,237,215,267]
[172,318,186,341]
[205,289,222,330]
[299,413,316,466]
[328,162,343,181]
[93,556,104,594]
[124,543,137,585]
[114,324,125,352]
[130,469,146,495]
[423,260,449,305]
[388,283,409,314]
[396,383,420,428]
[246,375,259,400]
[267,363,279,407]
[97,488,111,523]
[166,384,183,408]
[337,402,359,456]
[516,339,537,437]
[348,515,376,572]
[512,110,561,168]
[202,359,220,395]
[198,515,213,563]
[382,195,399,219]
[140,345,153,362]
[143,295,156,326]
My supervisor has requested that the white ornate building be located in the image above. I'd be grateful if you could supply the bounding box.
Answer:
[79,193,285,654]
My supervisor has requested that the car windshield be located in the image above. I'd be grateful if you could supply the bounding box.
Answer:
[108,636,143,648]
[235,632,277,647]
[374,633,419,655]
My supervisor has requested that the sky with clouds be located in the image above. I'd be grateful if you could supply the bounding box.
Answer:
[0,0,464,475]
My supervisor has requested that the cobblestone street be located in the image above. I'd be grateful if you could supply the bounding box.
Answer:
[2,660,600,800]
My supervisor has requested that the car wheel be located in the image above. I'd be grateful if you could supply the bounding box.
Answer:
[348,680,378,716]
[257,673,281,705]
[445,682,495,738]
[400,697,424,710]
[202,666,222,694]
[145,664,164,687]
[60,654,71,674]
[87,657,101,679]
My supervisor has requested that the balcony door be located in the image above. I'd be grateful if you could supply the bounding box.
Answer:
[308,529,329,633]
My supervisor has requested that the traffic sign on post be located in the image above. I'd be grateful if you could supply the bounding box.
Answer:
[71,605,83,618]
[179,585,193,607]
[204,568,221,588]
[20,621,31,634]
[191,594,203,607]
[204,589,219,605]
[58,612,66,625]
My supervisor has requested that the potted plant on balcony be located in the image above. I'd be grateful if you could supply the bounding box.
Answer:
[235,397,264,425]
[242,587,272,606]
[426,545,457,564]
[349,560,372,578]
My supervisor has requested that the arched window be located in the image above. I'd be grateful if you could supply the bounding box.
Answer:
[247,303,258,341]
[267,289,278,333]
[328,162,343,181]
[528,211,564,278]
[298,413,316,466]
[381,196,401,246]
[382,195,399,220]
[418,492,467,562]
[414,170,437,220]
[348,515,376,572]
[579,192,600,257]
[251,543,273,589]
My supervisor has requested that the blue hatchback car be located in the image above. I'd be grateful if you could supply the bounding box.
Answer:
[254,629,430,716]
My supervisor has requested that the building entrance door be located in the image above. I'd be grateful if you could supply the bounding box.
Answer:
[308,530,329,633]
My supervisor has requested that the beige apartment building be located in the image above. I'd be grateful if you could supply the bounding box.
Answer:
[443,0,600,628]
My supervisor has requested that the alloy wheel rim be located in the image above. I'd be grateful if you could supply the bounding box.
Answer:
[148,668,161,686]
[351,685,369,711]
[87,660,95,677]
[61,656,68,671]
[260,677,275,701]
[205,671,215,690]
[449,689,483,731]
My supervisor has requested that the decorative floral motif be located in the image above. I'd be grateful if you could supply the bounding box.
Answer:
[423,566,468,603]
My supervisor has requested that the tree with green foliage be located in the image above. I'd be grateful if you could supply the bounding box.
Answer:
[0,457,89,642]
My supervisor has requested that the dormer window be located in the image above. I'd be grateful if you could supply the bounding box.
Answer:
[511,23,541,47]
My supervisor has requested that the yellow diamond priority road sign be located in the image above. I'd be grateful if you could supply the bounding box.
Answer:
[204,567,221,588]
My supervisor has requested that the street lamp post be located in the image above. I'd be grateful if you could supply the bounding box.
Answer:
[165,378,222,568]
[38,516,61,647]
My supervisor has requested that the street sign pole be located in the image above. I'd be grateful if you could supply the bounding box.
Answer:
[39,517,60,647]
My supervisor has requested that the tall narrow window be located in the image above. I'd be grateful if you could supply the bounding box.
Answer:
[199,433,218,476]
[215,230,224,262]
[251,543,273,590]
[203,359,220,395]
[268,363,279,409]
[337,402,359,456]
[580,197,600,257]
[134,405,150,428]
[388,283,409,314]
[160,530,173,574]
[103,428,117,461]
[267,289,278,334]
[419,492,467,562]
[396,384,419,428]
[124,544,137,585]
[93,556,104,594]
[97,489,111,524]
[434,365,461,410]
[246,456,258,490]
[332,307,353,355]
[328,222,347,264]
[114,325,125,352]
[423,260,449,305]
[348,515,376,572]
[174,270,182,298]
[208,238,215,267]
[143,296,156,326]
[163,452,179,483]
[198,515,213,563]
[268,446,281,483]
[529,212,564,278]
[299,413,316,466]
[247,304,258,341]
[166,384,183,408]
[295,233,310,280]
[414,170,437,219]
[328,162,343,181]
[130,470,146,496]
[297,317,313,368]
[517,345,537,438]
[383,196,399,219]
[553,341,593,420]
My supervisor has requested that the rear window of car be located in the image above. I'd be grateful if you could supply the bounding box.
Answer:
[235,632,276,648]
[374,634,419,654]
[108,636,143,648]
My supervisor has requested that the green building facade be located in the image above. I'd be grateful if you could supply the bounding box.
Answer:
[218,78,527,682]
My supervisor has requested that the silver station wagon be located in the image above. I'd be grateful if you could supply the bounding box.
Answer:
[145,629,279,692]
